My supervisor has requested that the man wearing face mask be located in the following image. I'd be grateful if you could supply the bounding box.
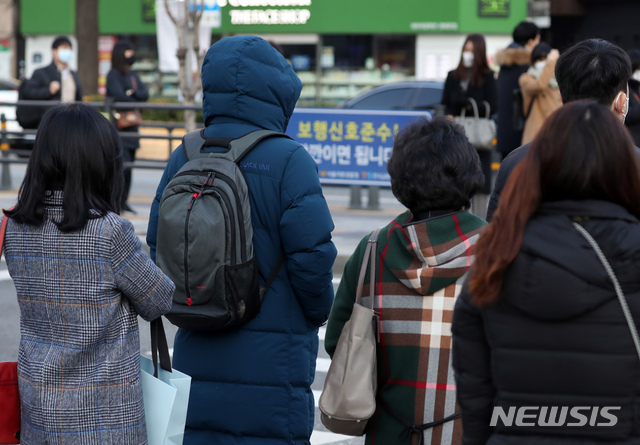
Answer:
[20,36,83,128]
[487,38,633,222]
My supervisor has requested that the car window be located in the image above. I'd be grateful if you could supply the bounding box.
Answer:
[348,88,415,110]
[414,87,444,110]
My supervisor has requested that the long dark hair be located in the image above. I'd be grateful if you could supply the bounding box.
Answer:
[4,103,124,231]
[111,40,134,74]
[471,100,640,306]
[452,34,491,87]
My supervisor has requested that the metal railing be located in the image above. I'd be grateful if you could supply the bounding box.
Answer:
[0,99,204,190]
[0,99,381,209]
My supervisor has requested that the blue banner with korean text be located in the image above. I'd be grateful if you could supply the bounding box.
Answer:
[286,108,432,186]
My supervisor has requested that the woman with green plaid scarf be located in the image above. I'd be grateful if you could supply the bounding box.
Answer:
[325,116,487,445]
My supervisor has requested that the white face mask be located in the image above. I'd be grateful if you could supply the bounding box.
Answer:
[534,61,546,71]
[57,48,73,64]
[462,51,474,68]
[615,92,629,123]
[633,70,640,82]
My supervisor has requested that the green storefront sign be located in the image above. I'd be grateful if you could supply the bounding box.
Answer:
[21,0,526,35]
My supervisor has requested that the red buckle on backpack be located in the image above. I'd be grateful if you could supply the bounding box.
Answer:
[187,297,192,306]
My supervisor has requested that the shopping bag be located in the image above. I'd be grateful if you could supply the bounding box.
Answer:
[141,318,191,445]
[0,218,20,444]
[0,361,20,444]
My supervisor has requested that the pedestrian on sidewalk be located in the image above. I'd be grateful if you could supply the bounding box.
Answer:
[2,103,174,444]
[147,35,336,445]
[325,116,487,445]
[494,21,540,159]
[487,38,633,221]
[441,33,497,213]
[452,100,640,444]
[19,36,83,129]
[518,43,562,145]
[107,39,149,215]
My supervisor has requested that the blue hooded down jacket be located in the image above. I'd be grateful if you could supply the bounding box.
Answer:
[147,36,337,444]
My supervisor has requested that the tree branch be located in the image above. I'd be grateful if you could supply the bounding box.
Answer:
[163,0,178,26]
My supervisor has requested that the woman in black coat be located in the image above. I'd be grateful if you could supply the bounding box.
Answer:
[441,34,497,197]
[106,40,149,214]
[452,101,640,444]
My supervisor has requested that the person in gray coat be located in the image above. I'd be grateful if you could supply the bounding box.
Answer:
[2,103,175,445]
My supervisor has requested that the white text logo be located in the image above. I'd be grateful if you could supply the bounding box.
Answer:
[490,406,620,427]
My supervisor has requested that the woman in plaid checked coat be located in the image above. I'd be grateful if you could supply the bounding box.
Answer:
[2,104,175,444]
[325,117,487,445]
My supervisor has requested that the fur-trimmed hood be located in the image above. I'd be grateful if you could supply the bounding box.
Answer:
[495,47,532,67]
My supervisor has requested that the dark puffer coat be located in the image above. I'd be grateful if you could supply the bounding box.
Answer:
[495,44,531,157]
[147,36,337,444]
[452,200,640,445]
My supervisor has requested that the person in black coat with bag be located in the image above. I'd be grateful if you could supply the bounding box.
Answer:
[441,34,497,206]
[452,100,640,445]
[106,40,149,214]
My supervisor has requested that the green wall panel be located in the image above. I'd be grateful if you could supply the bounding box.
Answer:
[20,0,527,36]
[21,0,75,35]
[99,0,157,34]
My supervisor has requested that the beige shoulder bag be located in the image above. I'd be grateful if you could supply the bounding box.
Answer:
[319,228,381,436]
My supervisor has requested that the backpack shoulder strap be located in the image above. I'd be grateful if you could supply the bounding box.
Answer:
[203,129,292,163]
[181,129,207,162]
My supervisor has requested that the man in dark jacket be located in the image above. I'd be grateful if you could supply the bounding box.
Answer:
[495,21,540,158]
[147,36,337,445]
[20,36,83,129]
[487,39,632,221]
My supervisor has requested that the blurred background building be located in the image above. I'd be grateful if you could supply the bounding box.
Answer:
[1,0,637,106]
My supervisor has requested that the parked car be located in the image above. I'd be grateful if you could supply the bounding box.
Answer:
[340,81,444,112]
[0,78,35,150]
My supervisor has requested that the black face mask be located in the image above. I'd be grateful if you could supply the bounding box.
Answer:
[125,55,136,65]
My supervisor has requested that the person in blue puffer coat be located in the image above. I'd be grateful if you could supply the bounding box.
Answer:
[146,35,337,445]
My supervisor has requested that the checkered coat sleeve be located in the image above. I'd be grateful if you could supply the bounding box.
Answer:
[3,194,175,445]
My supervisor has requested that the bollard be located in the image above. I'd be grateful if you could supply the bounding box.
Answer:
[367,186,381,211]
[348,185,362,209]
[0,114,11,191]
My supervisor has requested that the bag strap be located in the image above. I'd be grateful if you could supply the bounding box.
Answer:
[0,214,7,255]
[573,221,640,361]
[131,75,138,91]
[355,228,381,310]
[379,398,460,445]
[182,129,292,163]
[524,95,536,119]
[259,251,286,301]
[150,318,172,377]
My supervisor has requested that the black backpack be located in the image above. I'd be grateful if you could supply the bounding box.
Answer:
[16,78,46,130]
[156,129,288,331]
[511,88,535,132]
